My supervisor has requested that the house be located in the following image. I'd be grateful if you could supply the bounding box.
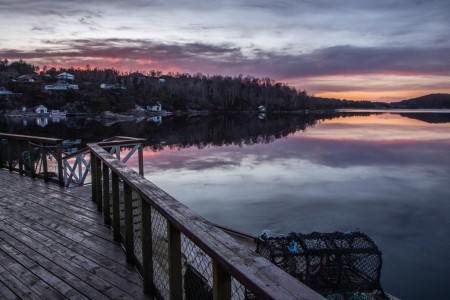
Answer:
[17,74,40,83]
[44,80,79,91]
[100,83,126,90]
[158,78,165,84]
[56,72,75,81]
[35,105,48,114]
[147,102,162,112]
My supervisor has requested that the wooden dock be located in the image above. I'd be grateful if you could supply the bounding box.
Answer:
[0,169,149,299]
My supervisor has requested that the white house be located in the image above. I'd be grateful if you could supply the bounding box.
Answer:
[56,72,75,81]
[147,102,162,112]
[158,78,165,84]
[35,105,48,114]
[44,80,79,91]
[147,116,162,123]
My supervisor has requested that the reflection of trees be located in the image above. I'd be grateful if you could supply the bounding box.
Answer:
[400,113,450,124]
[1,112,380,150]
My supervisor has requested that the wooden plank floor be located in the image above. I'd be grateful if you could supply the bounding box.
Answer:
[0,169,149,299]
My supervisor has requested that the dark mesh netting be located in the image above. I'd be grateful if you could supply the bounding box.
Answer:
[256,231,387,299]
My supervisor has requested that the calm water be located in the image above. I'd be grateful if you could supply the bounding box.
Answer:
[2,111,449,299]
[140,113,450,300]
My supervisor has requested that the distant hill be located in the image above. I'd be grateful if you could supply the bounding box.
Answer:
[390,94,450,109]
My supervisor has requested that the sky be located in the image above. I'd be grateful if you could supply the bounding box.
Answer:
[0,0,449,101]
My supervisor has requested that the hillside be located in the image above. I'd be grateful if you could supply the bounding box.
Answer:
[390,94,450,109]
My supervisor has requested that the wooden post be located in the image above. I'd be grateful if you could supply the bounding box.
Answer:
[56,142,63,186]
[111,172,121,242]
[168,222,182,300]
[29,143,35,178]
[141,199,154,294]
[124,182,134,263]
[91,153,97,203]
[102,162,111,225]
[213,261,232,300]
[95,156,102,212]
[0,138,3,168]
[138,144,144,176]
[17,140,24,175]
[42,143,49,182]
[7,139,12,171]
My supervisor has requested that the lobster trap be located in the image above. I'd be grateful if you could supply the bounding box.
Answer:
[256,231,386,299]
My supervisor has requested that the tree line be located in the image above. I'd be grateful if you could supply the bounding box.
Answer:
[1,58,392,113]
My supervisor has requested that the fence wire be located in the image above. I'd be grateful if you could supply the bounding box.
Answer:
[151,207,170,299]
[181,234,213,300]
[132,191,143,267]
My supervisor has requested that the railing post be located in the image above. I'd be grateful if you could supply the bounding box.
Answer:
[111,172,121,242]
[0,139,3,168]
[168,222,182,300]
[138,144,144,176]
[41,143,49,182]
[141,199,154,294]
[102,162,111,225]
[213,261,232,300]
[95,155,102,212]
[29,143,35,178]
[124,182,134,263]
[17,140,24,175]
[56,142,63,186]
[7,139,13,171]
[91,153,97,202]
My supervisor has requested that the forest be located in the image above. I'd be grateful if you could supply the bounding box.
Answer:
[1,59,446,113]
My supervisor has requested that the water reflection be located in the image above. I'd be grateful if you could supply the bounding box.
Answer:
[1,111,449,299]
[138,113,449,300]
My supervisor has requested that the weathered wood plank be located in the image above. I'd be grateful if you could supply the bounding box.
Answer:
[0,248,64,299]
[1,215,142,286]
[0,169,148,299]
[1,222,146,299]
[0,227,127,300]
[0,264,42,300]
[1,193,115,240]
[0,280,19,299]
[1,201,132,267]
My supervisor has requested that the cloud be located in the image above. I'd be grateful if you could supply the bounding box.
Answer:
[1,38,449,79]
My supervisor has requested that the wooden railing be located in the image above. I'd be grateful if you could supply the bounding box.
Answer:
[0,133,145,188]
[0,133,64,185]
[89,143,324,299]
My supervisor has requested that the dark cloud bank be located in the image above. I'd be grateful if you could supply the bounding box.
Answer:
[2,38,449,79]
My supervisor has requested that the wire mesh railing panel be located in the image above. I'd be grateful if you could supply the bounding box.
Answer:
[132,190,143,267]
[119,180,125,237]
[181,234,213,300]
[151,207,169,300]
[232,278,257,300]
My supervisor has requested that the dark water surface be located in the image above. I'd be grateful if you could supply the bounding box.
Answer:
[2,111,449,299]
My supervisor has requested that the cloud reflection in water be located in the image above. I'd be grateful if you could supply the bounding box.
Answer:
[140,114,449,300]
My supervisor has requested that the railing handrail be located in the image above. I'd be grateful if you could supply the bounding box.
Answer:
[0,133,62,144]
[88,143,324,299]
